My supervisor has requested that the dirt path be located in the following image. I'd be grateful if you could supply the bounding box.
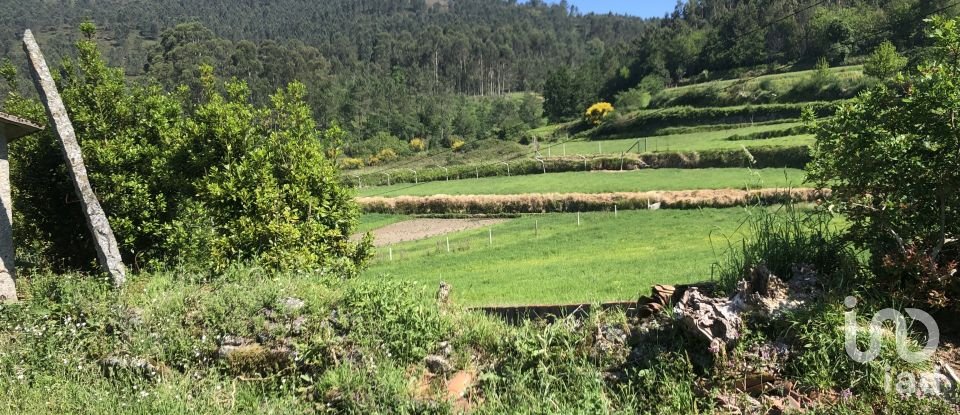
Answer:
[358,218,508,247]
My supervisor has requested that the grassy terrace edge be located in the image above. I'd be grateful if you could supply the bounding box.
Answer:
[349,146,810,187]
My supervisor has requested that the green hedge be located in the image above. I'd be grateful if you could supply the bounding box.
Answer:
[653,118,800,136]
[724,125,810,141]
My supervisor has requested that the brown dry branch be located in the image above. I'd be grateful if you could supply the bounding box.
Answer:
[357,188,827,215]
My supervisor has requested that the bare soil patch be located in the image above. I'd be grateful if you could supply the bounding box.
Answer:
[357,218,508,247]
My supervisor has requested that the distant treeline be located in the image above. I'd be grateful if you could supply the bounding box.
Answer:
[0,0,956,155]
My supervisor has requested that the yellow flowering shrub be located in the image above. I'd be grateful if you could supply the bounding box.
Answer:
[585,102,614,125]
[340,157,365,170]
[451,139,466,152]
[409,138,427,152]
[377,148,398,161]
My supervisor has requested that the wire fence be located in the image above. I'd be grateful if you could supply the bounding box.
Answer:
[367,208,640,264]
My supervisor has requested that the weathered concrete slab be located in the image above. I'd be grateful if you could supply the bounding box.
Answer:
[22,29,126,286]
[0,113,42,142]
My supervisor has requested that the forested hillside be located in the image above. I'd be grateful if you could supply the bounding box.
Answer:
[0,0,956,158]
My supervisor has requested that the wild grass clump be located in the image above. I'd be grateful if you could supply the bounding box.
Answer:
[0,267,720,414]
[712,204,859,293]
[707,204,957,411]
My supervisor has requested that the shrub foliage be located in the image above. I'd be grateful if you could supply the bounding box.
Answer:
[808,16,960,310]
[3,27,366,273]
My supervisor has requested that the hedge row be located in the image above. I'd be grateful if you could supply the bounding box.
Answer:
[653,118,800,136]
[724,125,810,141]
[358,188,825,215]
[349,146,811,188]
[590,102,837,139]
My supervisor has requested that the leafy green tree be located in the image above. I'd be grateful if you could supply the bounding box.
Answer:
[543,67,586,122]
[808,16,960,274]
[517,93,544,128]
[5,26,367,273]
[863,41,909,80]
[170,79,365,271]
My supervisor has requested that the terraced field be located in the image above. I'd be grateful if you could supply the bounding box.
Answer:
[352,68,843,307]
[534,123,809,156]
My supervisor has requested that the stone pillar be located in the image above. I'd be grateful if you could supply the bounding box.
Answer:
[22,29,126,286]
[0,135,15,302]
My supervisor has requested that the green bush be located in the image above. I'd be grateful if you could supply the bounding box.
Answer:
[863,41,907,80]
[613,87,651,111]
[4,28,367,273]
[809,16,960,312]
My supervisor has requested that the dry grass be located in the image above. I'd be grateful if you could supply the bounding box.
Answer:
[358,188,826,214]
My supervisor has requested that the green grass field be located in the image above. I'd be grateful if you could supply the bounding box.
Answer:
[357,167,806,197]
[362,208,759,305]
[356,213,410,233]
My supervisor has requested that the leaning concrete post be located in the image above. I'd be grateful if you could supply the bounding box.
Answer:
[22,30,126,286]
[0,113,42,302]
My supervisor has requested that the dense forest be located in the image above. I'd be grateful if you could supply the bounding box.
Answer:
[0,0,957,160]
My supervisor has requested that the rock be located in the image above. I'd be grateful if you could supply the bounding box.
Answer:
[125,307,144,327]
[221,335,252,347]
[636,283,717,319]
[437,281,451,306]
[328,308,342,329]
[636,285,677,319]
[279,297,305,313]
[291,316,307,335]
[675,287,742,352]
[593,324,629,359]
[732,264,820,319]
[100,355,160,380]
[652,285,676,305]
[436,341,453,358]
[425,354,452,375]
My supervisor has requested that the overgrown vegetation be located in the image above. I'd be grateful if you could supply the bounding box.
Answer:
[3,204,954,413]
[808,16,960,312]
[2,5,960,415]
[3,27,367,273]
